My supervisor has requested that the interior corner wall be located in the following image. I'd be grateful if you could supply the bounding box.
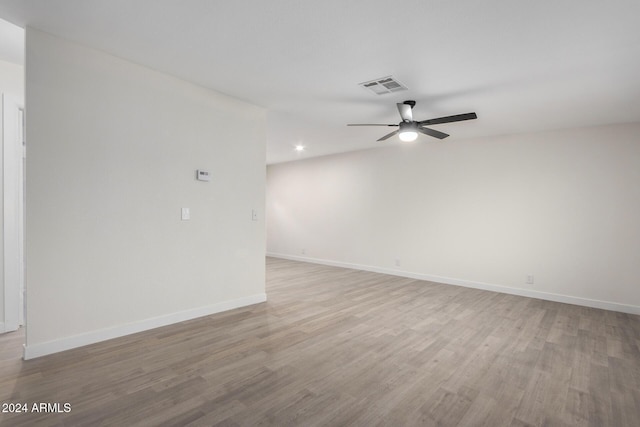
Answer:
[266,123,640,314]
[24,28,266,358]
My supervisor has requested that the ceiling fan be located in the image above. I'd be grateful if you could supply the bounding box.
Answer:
[347,100,477,142]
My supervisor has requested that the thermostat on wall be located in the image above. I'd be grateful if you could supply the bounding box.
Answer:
[196,170,211,182]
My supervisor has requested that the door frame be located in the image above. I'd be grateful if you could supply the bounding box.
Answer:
[2,93,25,333]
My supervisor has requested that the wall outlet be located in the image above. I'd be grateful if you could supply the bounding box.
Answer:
[526,275,534,285]
[251,209,258,221]
[301,248,306,255]
[395,258,401,267]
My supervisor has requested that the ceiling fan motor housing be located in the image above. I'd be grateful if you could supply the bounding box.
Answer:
[399,121,418,132]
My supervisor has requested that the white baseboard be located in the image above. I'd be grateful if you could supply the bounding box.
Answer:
[1,321,19,334]
[267,252,640,316]
[23,293,267,360]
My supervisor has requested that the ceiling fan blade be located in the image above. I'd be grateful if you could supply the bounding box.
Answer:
[347,123,398,127]
[419,127,449,139]
[377,130,399,141]
[397,103,413,122]
[418,112,477,126]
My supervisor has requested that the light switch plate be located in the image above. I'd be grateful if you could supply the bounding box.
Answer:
[181,208,190,220]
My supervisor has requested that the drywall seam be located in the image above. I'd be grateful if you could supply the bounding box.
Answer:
[267,253,640,315]
[23,293,267,360]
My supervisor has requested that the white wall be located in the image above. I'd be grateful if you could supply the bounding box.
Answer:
[25,29,266,358]
[0,58,24,332]
[267,123,640,314]
[0,59,23,100]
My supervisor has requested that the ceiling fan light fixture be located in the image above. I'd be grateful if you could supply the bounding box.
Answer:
[398,121,418,142]
[347,100,476,142]
[399,131,418,142]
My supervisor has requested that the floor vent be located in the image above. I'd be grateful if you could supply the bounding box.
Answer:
[359,76,408,95]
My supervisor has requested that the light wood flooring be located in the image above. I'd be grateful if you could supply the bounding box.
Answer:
[1,257,640,426]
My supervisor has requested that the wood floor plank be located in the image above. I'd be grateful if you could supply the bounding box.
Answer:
[0,257,639,426]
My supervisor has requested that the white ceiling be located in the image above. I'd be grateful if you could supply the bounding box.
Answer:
[0,0,639,164]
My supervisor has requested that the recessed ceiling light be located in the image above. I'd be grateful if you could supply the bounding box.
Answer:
[295,145,305,152]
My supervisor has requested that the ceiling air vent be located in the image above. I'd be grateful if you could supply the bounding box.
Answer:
[359,76,408,95]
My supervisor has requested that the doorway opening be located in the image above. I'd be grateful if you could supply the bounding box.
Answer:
[1,16,26,358]
[2,94,25,335]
